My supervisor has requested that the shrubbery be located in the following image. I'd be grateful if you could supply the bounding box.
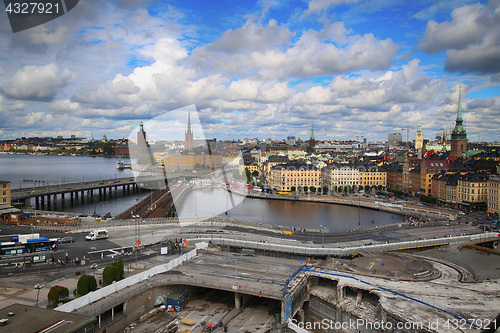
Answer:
[77,275,97,296]
[47,285,69,308]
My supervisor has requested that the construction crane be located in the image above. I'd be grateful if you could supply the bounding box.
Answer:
[401,126,416,149]
[355,133,363,143]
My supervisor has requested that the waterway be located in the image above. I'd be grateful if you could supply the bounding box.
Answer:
[1,154,403,231]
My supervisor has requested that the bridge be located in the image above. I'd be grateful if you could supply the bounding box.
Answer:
[10,170,211,210]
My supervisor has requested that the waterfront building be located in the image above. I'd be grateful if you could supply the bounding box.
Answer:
[0,180,11,205]
[420,159,450,195]
[263,155,289,180]
[269,163,320,192]
[385,164,403,190]
[409,165,422,195]
[450,86,468,158]
[487,174,500,216]
[321,164,359,191]
[162,150,222,171]
[457,172,489,211]
[402,155,421,190]
[359,166,387,188]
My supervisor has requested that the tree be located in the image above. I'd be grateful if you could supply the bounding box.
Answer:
[310,186,316,193]
[347,186,352,194]
[378,185,383,190]
[102,266,120,286]
[338,186,343,193]
[334,186,337,192]
[291,186,296,192]
[365,185,370,191]
[245,168,252,183]
[77,275,97,296]
[323,186,328,195]
[303,186,308,192]
[257,182,262,188]
[47,285,69,308]
[252,170,259,177]
[113,257,125,280]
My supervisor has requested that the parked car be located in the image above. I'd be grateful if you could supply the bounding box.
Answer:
[59,237,75,243]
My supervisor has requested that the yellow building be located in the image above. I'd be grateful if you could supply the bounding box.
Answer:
[359,166,386,188]
[0,181,11,205]
[161,151,222,171]
[488,175,500,215]
[269,164,320,192]
[457,173,488,211]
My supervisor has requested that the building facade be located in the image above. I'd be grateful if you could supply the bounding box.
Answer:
[0,181,11,205]
[321,165,360,191]
[269,164,320,192]
[488,174,500,216]
[457,173,488,211]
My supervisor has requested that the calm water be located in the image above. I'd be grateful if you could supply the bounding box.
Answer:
[1,154,403,230]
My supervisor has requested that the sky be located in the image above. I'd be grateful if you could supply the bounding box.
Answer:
[0,0,499,143]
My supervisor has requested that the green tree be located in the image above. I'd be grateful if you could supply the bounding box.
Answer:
[334,186,337,192]
[347,186,352,194]
[310,186,316,193]
[365,185,370,191]
[77,275,97,296]
[113,257,125,280]
[252,170,259,177]
[245,167,252,183]
[338,186,343,193]
[303,186,308,192]
[291,186,296,192]
[323,186,328,194]
[257,182,262,188]
[47,285,69,308]
[102,266,120,286]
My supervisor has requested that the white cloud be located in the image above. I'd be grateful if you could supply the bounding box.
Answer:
[418,2,500,74]
[300,0,359,19]
[0,63,75,101]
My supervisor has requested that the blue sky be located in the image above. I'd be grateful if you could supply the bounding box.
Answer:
[0,0,498,142]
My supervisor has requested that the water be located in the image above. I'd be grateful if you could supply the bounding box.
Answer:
[1,154,403,230]
[175,188,403,231]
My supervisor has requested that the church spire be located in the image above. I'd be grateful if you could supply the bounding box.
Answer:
[457,84,463,122]
[310,124,315,140]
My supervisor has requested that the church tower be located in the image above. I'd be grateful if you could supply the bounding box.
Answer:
[137,121,147,156]
[415,123,423,150]
[185,112,193,149]
[450,85,468,158]
[308,124,315,147]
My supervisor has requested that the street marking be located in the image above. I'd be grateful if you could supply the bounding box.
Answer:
[368,262,375,269]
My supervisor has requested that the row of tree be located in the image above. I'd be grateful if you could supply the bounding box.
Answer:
[46,258,125,308]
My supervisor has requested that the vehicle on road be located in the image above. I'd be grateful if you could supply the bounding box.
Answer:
[85,229,108,241]
[58,237,75,243]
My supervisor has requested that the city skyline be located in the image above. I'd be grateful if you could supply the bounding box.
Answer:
[0,0,499,142]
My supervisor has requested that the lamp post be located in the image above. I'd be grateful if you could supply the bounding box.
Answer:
[320,224,325,245]
[35,284,44,307]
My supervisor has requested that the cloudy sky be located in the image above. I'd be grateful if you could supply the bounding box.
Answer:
[0,0,499,142]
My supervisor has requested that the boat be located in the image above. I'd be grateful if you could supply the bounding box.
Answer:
[116,160,131,170]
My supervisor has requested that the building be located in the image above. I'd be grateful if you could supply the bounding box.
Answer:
[137,122,148,156]
[286,136,296,146]
[488,174,500,216]
[457,173,489,211]
[269,163,320,192]
[415,123,423,150]
[0,181,10,205]
[388,133,402,144]
[185,112,193,149]
[0,304,96,332]
[385,165,403,190]
[359,166,386,188]
[321,164,360,191]
[263,155,289,179]
[402,156,421,190]
[162,150,222,171]
[420,159,450,195]
[450,86,468,158]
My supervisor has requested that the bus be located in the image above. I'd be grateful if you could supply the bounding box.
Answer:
[0,237,59,256]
